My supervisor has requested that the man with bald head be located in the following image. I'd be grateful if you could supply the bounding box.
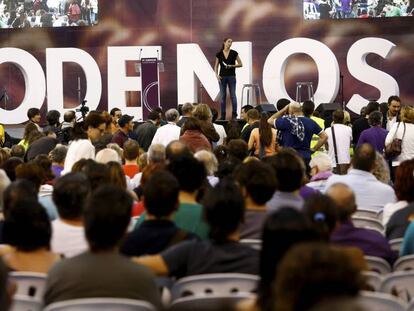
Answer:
[325,143,396,211]
[327,183,396,264]
[268,102,327,167]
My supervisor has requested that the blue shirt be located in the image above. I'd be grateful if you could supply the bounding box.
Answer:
[275,116,322,161]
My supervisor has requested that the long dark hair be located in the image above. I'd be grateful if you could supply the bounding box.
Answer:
[220,37,231,51]
[259,113,272,147]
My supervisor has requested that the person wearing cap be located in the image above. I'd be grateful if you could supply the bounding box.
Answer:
[111,115,134,149]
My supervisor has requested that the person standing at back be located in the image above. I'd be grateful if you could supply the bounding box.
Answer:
[214,38,243,120]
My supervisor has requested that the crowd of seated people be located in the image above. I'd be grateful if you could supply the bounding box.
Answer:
[0,97,413,310]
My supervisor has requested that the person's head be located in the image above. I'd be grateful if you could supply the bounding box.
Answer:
[204,179,244,243]
[181,103,194,117]
[123,140,140,162]
[332,110,344,124]
[194,150,219,177]
[193,104,213,122]
[63,110,76,124]
[78,159,110,191]
[309,152,332,176]
[3,199,51,252]
[181,117,202,132]
[84,113,105,142]
[266,151,304,192]
[165,109,180,123]
[288,102,302,116]
[46,110,60,127]
[276,98,290,112]
[387,95,401,117]
[110,107,122,120]
[167,155,206,193]
[225,120,242,144]
[400,106,414,124]
[360,106,367,118]
[365,101,380,116]
[227,139,248,161]
[302,100,315,118]
[166,140,192,162]
[84,185,132,252]
[343,111,351,126]
[32,155,54,182]
[303,194,338,241]
[246,108,260,124]
[3,179,38,219]
[0,149,10,167]
[241,105,254,121]
[15,162,46,189]
[1,157,23,182]
[368,111,383,127]
[326,183,357,222]
[221,37,232,51]
[117,114,134,132]
[107,161,127,189]
[10,145,25,159]
[257,208,317,311]
[372,151,391,184]
[95,148,121,164]
[22,122,39,141]
[144,171,179,218]
[394,159,414,202]
[53,173,90,220]
[352,143,376,172]
[49,145,68,165]
[274,243,364,311]
[148,143,166,164]
[27,107,41,123]
[148,109,161,124]
[233,161,277,206]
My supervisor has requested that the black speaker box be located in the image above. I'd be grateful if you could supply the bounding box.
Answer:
[315,103,342,128]
[256,103,277,114]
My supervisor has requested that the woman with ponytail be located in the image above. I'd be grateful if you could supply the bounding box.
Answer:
[248,112,278,158]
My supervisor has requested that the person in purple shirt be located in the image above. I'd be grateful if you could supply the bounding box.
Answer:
[327,183,397,265]
[357,111,388,153]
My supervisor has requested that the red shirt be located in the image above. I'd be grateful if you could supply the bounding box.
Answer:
[123,164,140,179]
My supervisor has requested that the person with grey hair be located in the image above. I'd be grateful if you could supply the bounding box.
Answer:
[151,109,181,147]
[357,111,388,153]
[194,150,219,186]
[307,152,333,192]
[49,145,68,179]
[0,169,11,212]
[95,148,121,164]
[177,102,194,127]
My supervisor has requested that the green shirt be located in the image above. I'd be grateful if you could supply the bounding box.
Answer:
[135,202,210,240]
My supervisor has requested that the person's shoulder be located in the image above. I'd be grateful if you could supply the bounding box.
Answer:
[216,51,222,58]
[231,49,238,56]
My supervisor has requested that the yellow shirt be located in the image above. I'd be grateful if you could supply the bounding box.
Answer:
[0,124,4,145]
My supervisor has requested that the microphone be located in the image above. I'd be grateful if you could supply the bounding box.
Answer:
[156,49,159,61]
[138,48,143,61]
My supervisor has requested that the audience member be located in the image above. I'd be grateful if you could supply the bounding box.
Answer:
[211,107,227,146]
[352,101,379,146]
[307,152,333,192]
[135,180,259,278]
[325,144,396,211]
[193,104,220,144]
[10,144,25,159]
[194,150,219,186]
[111,114,134,148]
[2,199,60,273]
[43,110,62,139]
[51,173,89,258]
[241,108,260,142]
[227,139,249,162]
[151,108,181,146]
[122,171,197,256]
[357,111,388,153]
[95,148,121,164]
[49,145,68,179]
[266,151,305,211]
[383,95,401,131]
[248,113,278,158]
[177,102,193,127]
[123,140,140,178]
[18,122,41,151]
[26,135,58,161]
[44,185,162,308]
[1,157,23,182]
[302,100,325,154]
[234,161,277,239]
[274,243,364,311]
[27,107,42,131]
[180,117,211,152]
[326,183,396,264]
[134,110,161,152]
[325,110,352,174]
[372,151,391,184]
[165,140,192,162]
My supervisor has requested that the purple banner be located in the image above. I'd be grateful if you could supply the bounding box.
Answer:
[140,58,160,120]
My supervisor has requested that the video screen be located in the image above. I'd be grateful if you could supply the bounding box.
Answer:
[304,0,413,19]
[0,0,98,28]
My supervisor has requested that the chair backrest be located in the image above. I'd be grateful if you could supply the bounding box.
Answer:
[8,272,47,300]
[43,298,156,311]
[393,255,414,272]
[10,295,42,311]
[362,271,383,291]
[365,256,392,274]
[354,208,382,220]
[239,239,262,251]
[358,291,407,311]
[390,238,404,253]
[170,273,259,302]
[352,216,384,233]
[380,271,414,302]
[168,293,255,311]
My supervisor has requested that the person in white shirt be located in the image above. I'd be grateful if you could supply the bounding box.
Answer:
[151,109,181,147]
[324,110,352,175]
[385,106,414,167]
[51,173,89,258]
[325,143,396,211]
[62,113,106,174]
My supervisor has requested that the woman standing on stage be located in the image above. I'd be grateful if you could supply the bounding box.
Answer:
[214,38,243,120]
